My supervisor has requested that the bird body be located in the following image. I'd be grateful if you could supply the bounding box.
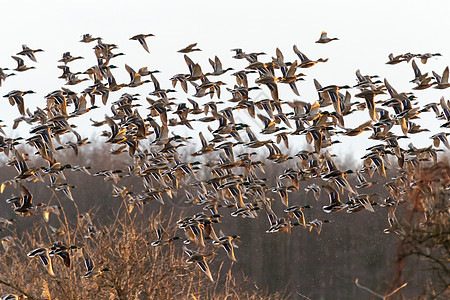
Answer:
[315,31,339,43]
[183,246,214,282]
[130,34,154,53]
[16,45,44,62]
[178,43,201,53]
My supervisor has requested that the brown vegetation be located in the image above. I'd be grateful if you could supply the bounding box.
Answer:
[0,206,284,299]
[391,162,450,299]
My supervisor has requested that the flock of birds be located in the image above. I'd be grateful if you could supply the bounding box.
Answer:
[0,30,449,294]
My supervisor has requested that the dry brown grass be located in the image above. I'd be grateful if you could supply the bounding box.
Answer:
[0,206,285,300]
[392,161,450,299]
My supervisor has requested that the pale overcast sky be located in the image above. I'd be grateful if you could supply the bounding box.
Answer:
[1,0,450,159]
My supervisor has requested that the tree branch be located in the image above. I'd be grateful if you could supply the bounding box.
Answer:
[0,277,35,300]
[355,278,407,300]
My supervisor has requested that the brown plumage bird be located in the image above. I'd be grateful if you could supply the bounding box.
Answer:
[183,246,214,282]
[16,44,44,62]
[130,34,155,53]
[315,31,339,43]
[178,43,201,53]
